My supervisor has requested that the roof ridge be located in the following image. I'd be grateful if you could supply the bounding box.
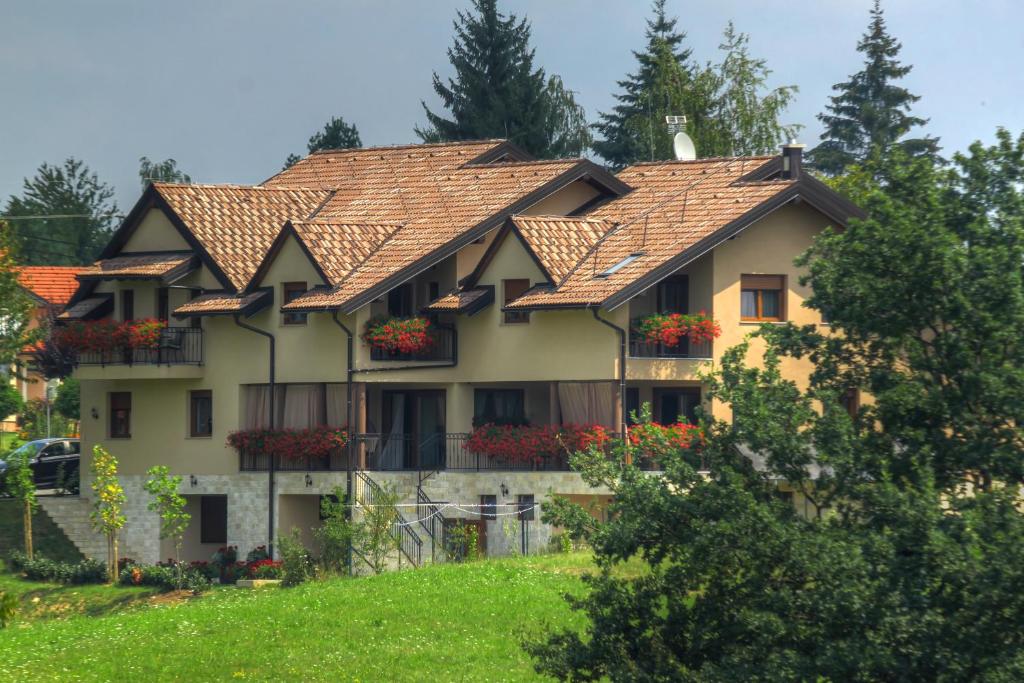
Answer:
[465,158,582,168]
[623,154,774,168]
[307,139,507,156]
[155,181,328,193]
[512,214,613,224]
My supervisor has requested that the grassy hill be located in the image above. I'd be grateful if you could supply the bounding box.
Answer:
[0,553,609,682]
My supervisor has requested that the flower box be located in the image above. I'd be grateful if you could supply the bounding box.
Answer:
[362,316,433,355]
[633,311,721,347]
[52,318,167,354]
[226,426,348,462]
[466,423,610,465]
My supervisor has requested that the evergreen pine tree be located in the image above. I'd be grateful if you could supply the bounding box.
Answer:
[416,0,587,159]
[812,0,939,175]
[284,116,362,169]
[592,0,714,168]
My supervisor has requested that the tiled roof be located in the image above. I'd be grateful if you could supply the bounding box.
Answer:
[506,157,792,308]
[77,252,196,281]
[57,295,112,320]
[424,286,494,314]
[154,184,329,289]
[172,290,271,317]
[278,154,588,311]
[17,266,81,305]
[289,220,403,286]
[509,216,616,284]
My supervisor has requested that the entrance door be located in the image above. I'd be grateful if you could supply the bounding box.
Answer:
[382,390,446,469]
[653,388,701,425]
[657,275,690,355]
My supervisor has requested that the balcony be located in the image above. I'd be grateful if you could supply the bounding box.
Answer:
[369,325,456,363]
[72,328,205,380]
[629,334,712,359]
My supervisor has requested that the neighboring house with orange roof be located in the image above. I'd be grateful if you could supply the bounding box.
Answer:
[3,266,81,430]
[54,139,860,565]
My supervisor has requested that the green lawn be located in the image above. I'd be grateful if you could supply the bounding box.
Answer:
[0,570,164,622]
[0,553,605,682]
[0,498,83,563]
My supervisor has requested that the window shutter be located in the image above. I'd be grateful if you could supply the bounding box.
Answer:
[741,274,784,290]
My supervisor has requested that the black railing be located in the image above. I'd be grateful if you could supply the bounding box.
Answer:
[238,447,347,472]
[369,325,456,363]
[628,333,711,359]
[355,471,422,568]
[76,327,204,366]
[416,489,448,562]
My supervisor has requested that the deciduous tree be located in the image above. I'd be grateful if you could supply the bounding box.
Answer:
[143,465,190,587]
[283,116,362,169]
[90,445,126,582]
[138,157,191,187]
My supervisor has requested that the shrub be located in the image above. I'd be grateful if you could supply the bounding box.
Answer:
[7,550,29,572]
[248,559,284,580]
[0,592,16,628]
[17,555,107,584]
[444,522,480,563]
[315,489,354,574]
[245,545,270,563]
[277,529,314,587]
[118,562,209,593]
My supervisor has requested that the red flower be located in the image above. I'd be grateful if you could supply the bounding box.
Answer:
[466,423,610,464]
[226,426,348,461]
[361,316,433,354]
[633,312,721,347]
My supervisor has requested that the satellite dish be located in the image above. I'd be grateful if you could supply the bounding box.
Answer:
[672,131,696,161]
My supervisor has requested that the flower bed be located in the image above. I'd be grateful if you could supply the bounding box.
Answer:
[633,311,720,347]
[226,426,348,462]
[52,318,167,354]
[361,316,433,354]
[466,423,611,464]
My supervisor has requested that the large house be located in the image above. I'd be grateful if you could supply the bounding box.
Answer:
[53,139,860,565]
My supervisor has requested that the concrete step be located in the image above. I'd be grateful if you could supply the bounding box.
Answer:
[37,496,133,562]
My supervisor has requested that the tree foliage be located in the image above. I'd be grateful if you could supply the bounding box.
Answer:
[3,159,118,265]
[593,3,797,168]
[0,223,38,368]
[53,378,79,421]
[283,116,362,169]
[138,157,191,187]
[811,0,939,175]
[529,133,1024,680]
[0,381,24,422]
[416,0,588,159]
[90,446,126,582]
[7,440,38,560]
[143,465,190,587]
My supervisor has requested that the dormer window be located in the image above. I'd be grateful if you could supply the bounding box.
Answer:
[282,282,308,325]
[596,253,643,278]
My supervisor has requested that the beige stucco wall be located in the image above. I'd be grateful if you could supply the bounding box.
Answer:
[121,208,191,253]
[524,179,600,216]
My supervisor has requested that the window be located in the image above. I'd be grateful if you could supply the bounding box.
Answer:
[190,390,213,437]
[657,275,689,314]
[156,287,169,322]
[386,283,414,317]
[189,289,203,329]
[480,495,497,521]
[200,496,228,544]
[839,388,860,420]
[428,281,440,302]
[517,494,535,521]
[503,279,530,323]
[596,253,643,278]
[121,290,134,322]
[626,387,640,426]
[653,388,701,425]
[740,275,785,321]
[473,388,525,427]
[281,282,308,325]
[109,392,131,438]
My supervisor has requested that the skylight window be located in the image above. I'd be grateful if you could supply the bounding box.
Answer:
[596,253,643,278]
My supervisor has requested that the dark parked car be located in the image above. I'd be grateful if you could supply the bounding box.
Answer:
[0,438,80,490]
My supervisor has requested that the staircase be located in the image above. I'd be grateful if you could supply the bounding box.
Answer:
[354,472,423,568]
[416,488,449,562]
[37,496,109,561]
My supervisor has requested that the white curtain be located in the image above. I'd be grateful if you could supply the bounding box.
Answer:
[557,382,614,428]
[243,385,284,429]
[326,384,346,427]
[282,384,324,429]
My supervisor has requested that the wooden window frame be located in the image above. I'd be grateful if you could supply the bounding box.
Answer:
[503,279,530,324]
[190,390,213,438]
[109,392,131,439]
[281,282,308,325]
[200,495,228,544]
[740,274,786,322]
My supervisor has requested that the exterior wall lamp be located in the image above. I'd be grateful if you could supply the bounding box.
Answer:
[90,407,99,419]
[305,473,313,488]
[189,475,198,488]
[500,483,509,497]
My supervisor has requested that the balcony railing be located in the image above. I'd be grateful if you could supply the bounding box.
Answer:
[76,327,204,366]
[628,334,712,359]
[238,432,677,473]
[369,325,456,363]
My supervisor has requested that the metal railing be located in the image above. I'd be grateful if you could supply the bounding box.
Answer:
[369,325,456,363]
[76,327,204,366]
[355,471,422,568]
[416,489,448,562]
[239,447,348,472]
[628,333,711,359]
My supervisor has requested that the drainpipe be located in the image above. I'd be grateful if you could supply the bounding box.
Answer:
[591,307,629,462]
[233,315,276,556]
[329,312,356,575]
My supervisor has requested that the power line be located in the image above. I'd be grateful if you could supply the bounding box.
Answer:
[0,213,125,221]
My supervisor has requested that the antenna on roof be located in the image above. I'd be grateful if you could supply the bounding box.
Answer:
[666,115,696,161]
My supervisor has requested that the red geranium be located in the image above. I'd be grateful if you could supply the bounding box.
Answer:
[226,425,348,461]
[634,311,721,347]
[362,316,433,354]
[628,421,703,464]
[466,423,610,464]
[52,318,167,354]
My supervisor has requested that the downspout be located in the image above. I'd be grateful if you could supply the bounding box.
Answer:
[591,307,629,462]
[329,312,355,575]
[233,316,276,556]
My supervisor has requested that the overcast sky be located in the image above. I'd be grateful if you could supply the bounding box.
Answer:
[2,0,1021,213]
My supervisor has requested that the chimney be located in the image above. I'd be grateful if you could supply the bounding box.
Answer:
[781,142,806,180]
